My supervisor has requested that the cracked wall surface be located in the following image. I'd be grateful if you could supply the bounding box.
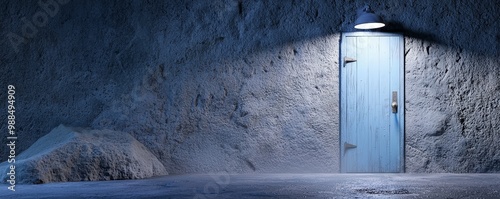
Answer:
[0,0,498,174]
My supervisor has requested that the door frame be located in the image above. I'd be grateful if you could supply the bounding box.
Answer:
[339,32,405,172]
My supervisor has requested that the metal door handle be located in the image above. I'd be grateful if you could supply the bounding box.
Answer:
[392,91,398,113]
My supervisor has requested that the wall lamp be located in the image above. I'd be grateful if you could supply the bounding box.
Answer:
[354,5,385,30]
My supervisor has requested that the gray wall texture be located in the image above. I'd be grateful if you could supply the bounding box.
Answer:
[0,0,499,174]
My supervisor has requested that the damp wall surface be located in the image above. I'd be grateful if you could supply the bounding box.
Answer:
[0,0,498,174]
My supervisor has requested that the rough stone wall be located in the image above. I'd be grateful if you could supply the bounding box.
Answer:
[405,43,500,172]
[0,0,498,174]
[397,1,500,172]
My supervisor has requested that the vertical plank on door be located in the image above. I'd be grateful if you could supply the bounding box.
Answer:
[367,36,379,172]
[378,36,391,171]
[341,35,358,172]
[356,36,370,172]
[389,36,403,172]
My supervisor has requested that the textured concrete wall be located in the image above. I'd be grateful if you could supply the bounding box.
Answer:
[397,1,500,172]
[0,0,498,174]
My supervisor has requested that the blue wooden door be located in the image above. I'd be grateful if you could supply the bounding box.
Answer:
[340,32,404,173]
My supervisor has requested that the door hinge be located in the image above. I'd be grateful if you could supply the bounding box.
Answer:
[343,57,357,67]
[344,142,357,150]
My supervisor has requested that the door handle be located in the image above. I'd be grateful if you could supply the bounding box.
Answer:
[392,91,398,113]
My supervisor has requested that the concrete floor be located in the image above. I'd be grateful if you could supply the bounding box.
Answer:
[1,174,499,198]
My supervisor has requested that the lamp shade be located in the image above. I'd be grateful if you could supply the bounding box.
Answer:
[354,6,385,30]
